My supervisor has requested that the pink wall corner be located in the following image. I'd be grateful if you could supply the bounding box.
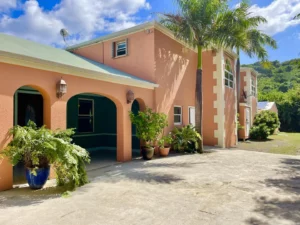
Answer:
[153,29,197,133]
[202,50,218,146]
[224,54,237,147]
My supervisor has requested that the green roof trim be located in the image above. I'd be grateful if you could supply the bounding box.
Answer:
[0,33,157,88]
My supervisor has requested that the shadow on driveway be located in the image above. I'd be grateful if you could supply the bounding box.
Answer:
[246,158,300,225]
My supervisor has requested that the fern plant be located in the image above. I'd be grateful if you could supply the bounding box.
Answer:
[1,121,90,190]
[171,125,202,153]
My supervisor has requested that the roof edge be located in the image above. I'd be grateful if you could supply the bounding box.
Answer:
[0,50,158,89]
[240,67,259,76]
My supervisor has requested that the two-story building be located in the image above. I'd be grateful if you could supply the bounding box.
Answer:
[0,21,242,191]
[238,67,258,140]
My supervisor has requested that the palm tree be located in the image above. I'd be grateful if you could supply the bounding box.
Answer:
[229,1,277,112]
[159,0,250,152]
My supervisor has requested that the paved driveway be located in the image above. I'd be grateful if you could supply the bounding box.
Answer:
[0,150,300,225]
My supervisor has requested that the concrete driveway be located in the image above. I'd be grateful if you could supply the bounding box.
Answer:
[0,149,300,225]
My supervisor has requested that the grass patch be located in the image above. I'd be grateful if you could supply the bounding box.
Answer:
[238,132,300,155]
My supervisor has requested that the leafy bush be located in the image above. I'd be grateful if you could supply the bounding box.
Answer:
[1,121,90,190]
[250,124,270,140]
[158,134,173,148]
[253,110,280,135]
[171,125,202,153]
[129,107,168,147]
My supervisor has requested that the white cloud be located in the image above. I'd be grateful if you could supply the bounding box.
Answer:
[250,0,300,35]
[0,0,151,46]
[0,0,17,11]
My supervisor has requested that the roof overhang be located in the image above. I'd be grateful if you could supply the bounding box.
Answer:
[0,51,158,90]
[241,67,259,77]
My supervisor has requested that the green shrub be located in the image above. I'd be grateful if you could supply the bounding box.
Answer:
[129,107,168,147]
[171,125,202,153]
[1,121,90,190]
[250,124,270,140]
[253,110,280,135]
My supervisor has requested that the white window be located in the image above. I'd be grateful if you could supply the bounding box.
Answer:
[174,106,182,125]
[188,107,196,127]
[116,40,127,57]
[224,59,234,88]
[78,99,94,133]
[251,77,256,96]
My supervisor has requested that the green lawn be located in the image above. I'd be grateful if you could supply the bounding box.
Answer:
[237,132,300,155]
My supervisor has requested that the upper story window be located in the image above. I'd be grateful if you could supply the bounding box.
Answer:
[78,99,94,133]
[174,106,182,125]
[112,39,128,58]
[224,59,234,88]
[251,77,256,96]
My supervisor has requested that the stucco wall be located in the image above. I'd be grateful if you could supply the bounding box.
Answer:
[0,62,154,191]
[251,73,257,124]
[224,55,236,147]
[202,50,218,146]
[72,29,155,82]
[153,30,197,134]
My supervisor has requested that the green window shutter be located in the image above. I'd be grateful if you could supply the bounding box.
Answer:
[111,42,115,58]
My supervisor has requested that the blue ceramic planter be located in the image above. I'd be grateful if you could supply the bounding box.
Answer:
[26,167,50,189]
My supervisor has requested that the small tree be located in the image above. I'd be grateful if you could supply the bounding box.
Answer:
[129,107,168,147]
[250,111,280,140]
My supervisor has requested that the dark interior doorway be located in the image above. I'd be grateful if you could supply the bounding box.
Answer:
[13,86,44,185]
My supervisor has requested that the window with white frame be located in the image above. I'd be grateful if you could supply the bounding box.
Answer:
[116,40,127,57]
[78,99,94,133]
[251,77,256,96]
[174,106,182,125]
[224,59,234,88]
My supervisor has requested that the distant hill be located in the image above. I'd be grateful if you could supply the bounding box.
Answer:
[242,59,300,93]
[242,59,300,132]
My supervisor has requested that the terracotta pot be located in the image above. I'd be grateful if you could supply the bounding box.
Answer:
[159,147,170,156]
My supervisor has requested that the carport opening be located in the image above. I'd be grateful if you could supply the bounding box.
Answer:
[13,86,44,185]
[67,93,117,169]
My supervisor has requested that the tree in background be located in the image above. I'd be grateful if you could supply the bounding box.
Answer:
[159,0,250,151]
[227,1,277,112]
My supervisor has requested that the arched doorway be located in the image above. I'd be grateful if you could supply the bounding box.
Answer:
[13,86,44,185]
[67,93,117,169]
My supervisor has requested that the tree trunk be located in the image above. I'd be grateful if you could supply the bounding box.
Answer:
[195,68,203,153]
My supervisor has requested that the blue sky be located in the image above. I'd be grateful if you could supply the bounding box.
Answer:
[0,0,300,64]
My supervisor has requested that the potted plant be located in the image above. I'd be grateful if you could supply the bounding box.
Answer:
[130,107,168,160]
[171,125,202,153]
[0,121,90,190]
[158,134,173,156]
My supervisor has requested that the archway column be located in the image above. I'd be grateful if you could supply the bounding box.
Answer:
[0,94,13,191]
[117,103,132,162]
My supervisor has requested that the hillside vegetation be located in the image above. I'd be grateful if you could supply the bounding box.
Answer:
[242,59,300,132]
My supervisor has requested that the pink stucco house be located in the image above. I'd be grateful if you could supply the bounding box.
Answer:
[0,21,249,191]
[238,67,258,140]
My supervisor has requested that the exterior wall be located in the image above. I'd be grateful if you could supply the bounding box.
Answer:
[153,29,198,134]
[202,50,218,146]
[72,29,155,83]
[224,54,237,147]
[250,72,257,125]
[213,49,225,148]
[0,62,154,191]
[238,104,251,140]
